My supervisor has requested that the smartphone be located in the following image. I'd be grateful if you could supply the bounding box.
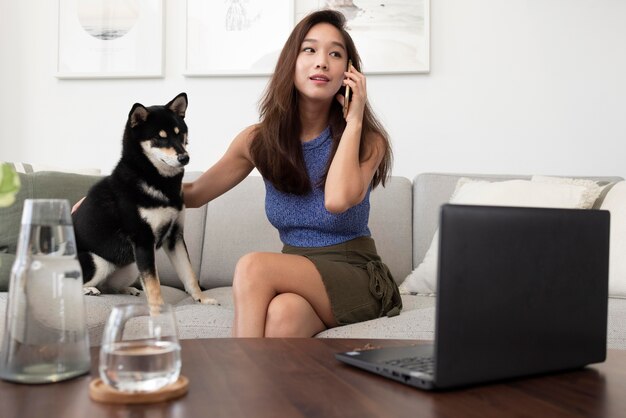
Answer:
[343,59,352,119]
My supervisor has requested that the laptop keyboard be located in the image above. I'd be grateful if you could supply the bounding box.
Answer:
[384,356,435,374]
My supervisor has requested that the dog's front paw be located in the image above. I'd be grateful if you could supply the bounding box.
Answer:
[83,286,101,296]
[121,287,142,297]
[196,295,219,305]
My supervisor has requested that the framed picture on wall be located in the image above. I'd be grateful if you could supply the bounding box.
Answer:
[56,0,164,79]
[296,0,430,74]
[185,0,294,76]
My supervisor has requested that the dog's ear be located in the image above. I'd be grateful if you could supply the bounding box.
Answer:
[167,93,188,118]
[129,103,149,128]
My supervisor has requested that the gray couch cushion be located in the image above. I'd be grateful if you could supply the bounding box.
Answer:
[0,254,16,293]
[199,176,413,288]
[174,287,235,339]
[315,294,436,339]
[369,176,413,283]
[199,176,282,289]
[0,171,101,290]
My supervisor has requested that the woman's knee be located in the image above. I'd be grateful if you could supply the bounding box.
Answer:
[265,294,318,337]
[265,296,298,337]
[232,252,268,294]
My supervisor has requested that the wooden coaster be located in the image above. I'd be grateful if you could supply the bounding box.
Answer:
[89,376,189,404]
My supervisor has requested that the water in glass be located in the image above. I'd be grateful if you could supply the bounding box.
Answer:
[100,339,181,392]
[99,303,181,392]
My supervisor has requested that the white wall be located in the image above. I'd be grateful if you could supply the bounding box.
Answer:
[1,0,625,179]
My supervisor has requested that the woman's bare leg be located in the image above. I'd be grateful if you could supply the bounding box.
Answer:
[231,252,337,337]
[264,293,327,337]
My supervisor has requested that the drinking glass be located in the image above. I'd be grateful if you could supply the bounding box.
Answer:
[0,199,91,383]
[99,303,181,392]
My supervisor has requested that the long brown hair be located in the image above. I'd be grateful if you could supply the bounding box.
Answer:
[250,9,392,195]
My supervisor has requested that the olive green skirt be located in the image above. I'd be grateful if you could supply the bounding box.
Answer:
[282,236,402,326]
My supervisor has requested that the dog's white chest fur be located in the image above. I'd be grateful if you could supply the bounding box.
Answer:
[138,206,179,235]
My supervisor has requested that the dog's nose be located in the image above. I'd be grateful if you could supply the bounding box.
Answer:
[178,154,190,165]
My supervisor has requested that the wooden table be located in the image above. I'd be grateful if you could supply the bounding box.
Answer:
[1,338,625,418]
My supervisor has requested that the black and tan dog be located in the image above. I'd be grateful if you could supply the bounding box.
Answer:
[72,93,216,306]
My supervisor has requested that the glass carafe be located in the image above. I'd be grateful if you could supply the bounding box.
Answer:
[0,199,91,383]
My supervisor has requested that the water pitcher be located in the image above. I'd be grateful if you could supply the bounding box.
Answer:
[0,199,91,383]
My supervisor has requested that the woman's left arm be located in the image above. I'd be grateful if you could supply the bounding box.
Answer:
[324,65,384,214]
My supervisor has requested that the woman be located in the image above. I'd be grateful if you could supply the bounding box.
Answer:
[185,9,402,337]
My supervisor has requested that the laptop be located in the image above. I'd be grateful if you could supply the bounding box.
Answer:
[336,204,610,390]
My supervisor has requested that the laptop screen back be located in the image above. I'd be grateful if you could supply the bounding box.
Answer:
[433,204,609,388]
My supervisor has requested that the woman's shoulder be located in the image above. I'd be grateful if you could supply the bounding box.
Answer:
[233,124,259,143]
[230,124,260,153]
[242,123,260,136]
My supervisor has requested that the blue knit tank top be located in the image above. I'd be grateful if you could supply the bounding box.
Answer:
[264,126,371,247]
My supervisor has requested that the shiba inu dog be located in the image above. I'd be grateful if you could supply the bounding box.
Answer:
[72,93,217,306]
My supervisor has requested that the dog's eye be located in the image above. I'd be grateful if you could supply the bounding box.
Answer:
[153,136,169,145]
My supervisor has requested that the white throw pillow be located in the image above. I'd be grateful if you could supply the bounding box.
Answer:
[599,181,626,297]
[530,175,605,208]
[399,177,604,295]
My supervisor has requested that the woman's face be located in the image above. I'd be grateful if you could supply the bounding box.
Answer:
[294,22,348,103]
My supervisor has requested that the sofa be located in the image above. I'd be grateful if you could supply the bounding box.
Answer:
[1,171,625,349]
